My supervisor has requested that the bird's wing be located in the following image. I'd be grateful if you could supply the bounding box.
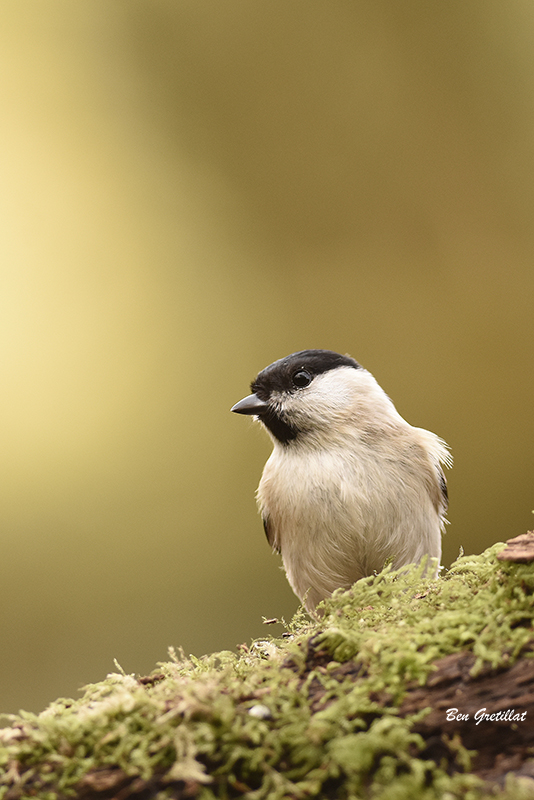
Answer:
[262,515,280,553]
[438,468,448,512]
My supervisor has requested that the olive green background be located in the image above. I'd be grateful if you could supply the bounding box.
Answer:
[1,2,533,716]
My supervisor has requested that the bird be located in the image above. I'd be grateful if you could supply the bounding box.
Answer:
[231,349,451,612]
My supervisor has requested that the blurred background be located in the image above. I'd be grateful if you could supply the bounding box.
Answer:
[1,0,533,716]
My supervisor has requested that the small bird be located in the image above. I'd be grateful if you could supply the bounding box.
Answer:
[231,349,451,612]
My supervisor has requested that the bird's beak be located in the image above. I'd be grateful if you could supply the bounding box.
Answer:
[231,393,269,415]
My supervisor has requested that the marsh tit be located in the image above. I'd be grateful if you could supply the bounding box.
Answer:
[231,349,451,612]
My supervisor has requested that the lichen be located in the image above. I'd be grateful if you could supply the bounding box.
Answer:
[1,542,533,799]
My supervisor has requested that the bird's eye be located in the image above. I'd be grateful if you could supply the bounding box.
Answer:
[292,369,312,388]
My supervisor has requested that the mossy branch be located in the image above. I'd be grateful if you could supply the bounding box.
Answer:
[2,536,534,799]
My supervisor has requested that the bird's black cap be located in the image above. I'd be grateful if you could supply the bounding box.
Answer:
[251,349,360,401]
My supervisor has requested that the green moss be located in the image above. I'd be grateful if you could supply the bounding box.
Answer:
[1,543,533,799]
[315,544,534,683]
